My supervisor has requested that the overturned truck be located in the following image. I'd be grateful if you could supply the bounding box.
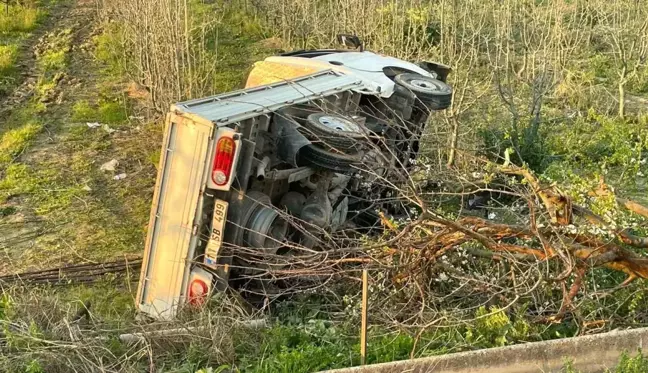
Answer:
[136,44,453,319]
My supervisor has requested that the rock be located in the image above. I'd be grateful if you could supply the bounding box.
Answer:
[100,159,119,172]
[102,124,116,134]
[55,91,65,105]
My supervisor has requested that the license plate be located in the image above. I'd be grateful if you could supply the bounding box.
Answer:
[204,199,228,267]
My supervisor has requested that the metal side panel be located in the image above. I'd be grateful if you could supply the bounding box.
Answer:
[137,113,213,320]
[172,70,364,126]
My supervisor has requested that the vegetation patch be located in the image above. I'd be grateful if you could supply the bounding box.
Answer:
[0,122,43,166]
[3,0,648,372]
[0,4,43,33]
[37,48,66,71]
[0,205,16,217]
[563,352,648,373]
[92,23,126,75]
[71,99,128,125]
[0,44,18,75]
[0,161,84,213]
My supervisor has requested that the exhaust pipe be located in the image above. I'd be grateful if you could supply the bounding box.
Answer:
[256,156,270,181]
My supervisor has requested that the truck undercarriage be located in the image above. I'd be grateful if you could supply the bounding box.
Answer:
[137,51,452,319]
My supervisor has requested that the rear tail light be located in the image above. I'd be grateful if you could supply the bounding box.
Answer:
[188,278,208,306]
[212,136,236,186]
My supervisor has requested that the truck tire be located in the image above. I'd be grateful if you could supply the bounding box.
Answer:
[297,144,363,174]
[239,191,289,250]
[301,112,367,150]
[394,73,452,110]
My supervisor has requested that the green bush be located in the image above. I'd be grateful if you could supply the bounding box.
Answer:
[479,123,550,172]
[0,44,18,75]
[93,24,126,74]
[612,352,648,373]
[0,5,43,33]
[465,306,531,348]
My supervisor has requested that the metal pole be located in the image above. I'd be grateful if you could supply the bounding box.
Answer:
[360,269,368,365]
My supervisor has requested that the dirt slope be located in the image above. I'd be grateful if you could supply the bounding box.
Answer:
[0,0,158,274]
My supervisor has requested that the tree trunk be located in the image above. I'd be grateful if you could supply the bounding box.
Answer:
[447,116,459,167]
[619,66,627,119]
[619,82,626,119]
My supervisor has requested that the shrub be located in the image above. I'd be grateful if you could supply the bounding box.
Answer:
[0,5,43,33]
[0,44,18,74]
[612,351,648,373]
[93,23,126,74]
[465,306,531,348]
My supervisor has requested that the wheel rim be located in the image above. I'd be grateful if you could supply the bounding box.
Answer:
[318,115,361,133]
[246,206,288,251]
[409,79,439,92]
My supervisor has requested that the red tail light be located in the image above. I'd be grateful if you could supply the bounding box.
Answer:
[188,279,208,306]
[212,137,236,186]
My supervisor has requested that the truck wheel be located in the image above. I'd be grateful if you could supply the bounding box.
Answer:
[301,112,367,150]
[239,191,288,250]
[394,73,452,110]
[297,144,363,174]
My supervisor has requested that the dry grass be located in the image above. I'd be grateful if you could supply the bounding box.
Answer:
[0,280,253,373]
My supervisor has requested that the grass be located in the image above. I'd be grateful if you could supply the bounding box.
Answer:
[38,48,66,71]
[0,17,72,171]
[35,76,56,96]
[0,44,18,74]
[71,99,128,125]
[0,162,85,213]
[0,3,47,92]
[92,23,126,75]
[562,352,648,373]
[0,5,43,33]
[70,100,94,121]
[0,205,16,217]
[0,0,66,144]
[0,122,43,166]
[0,0,145,271]
[0,164,37,200]
[208,9,276,93]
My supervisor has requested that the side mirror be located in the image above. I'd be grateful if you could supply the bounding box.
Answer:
[337,34,363,52]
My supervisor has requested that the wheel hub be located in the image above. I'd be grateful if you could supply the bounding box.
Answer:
[318,115,361,133]
[410,79,438,92]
